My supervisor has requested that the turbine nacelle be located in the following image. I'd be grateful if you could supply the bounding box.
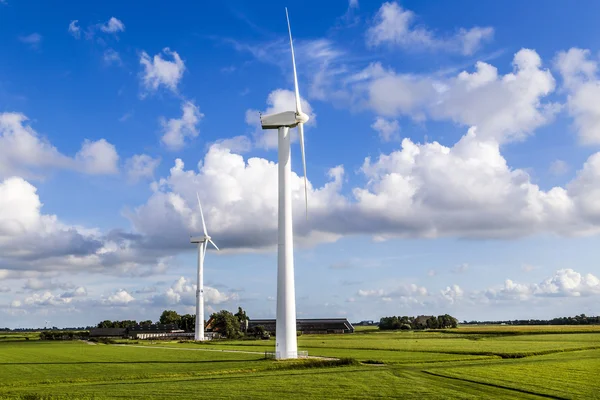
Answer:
[190,235,211,244]
[260,111,309,130]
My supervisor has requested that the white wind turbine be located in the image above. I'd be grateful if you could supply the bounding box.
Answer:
[258,8,309,360]
[190,193,219,341]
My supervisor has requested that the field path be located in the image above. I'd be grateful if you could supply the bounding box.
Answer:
[111,344,337,360]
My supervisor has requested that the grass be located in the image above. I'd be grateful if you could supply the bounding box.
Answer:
[0,326,598,399]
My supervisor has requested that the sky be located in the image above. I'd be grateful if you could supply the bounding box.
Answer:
[1,0,600,329]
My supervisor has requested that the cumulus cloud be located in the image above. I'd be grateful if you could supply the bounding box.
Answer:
[358,283,428,299]
[100,17,125,34]
[124,111,600,253]
[246,89,316,149]
[482,269,600,301]
[0,112,119,178]
[104,290,134,306]
[125,154,161,182]
[440,285,463,304]
[127,148,345,252]
[212,136,252,154]
[352,49,559,144]
[150,277,239,307]
[371,117,400,142]
[75,139,119,175]
[68,20,81,39]
[140,48,186,95]
[160,101,203,151]
[0,176,173,280]
[555,48,600,145]
[366,2,493,55]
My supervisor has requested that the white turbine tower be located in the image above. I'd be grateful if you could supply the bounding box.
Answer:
[259,8,309,360]
[190,193,219,341]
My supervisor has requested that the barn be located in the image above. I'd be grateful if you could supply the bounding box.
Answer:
[248,318,354,334]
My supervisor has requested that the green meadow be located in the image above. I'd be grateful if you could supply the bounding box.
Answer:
[0,326,598,399]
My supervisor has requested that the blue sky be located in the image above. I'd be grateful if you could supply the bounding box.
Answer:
[1,0,600,328]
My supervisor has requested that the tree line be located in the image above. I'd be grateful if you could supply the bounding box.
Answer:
[379,314,458,331]
[462,314,600,325]
[93,307,260,339]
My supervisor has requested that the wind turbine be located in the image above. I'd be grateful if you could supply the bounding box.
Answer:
[190,192,219,341]
[258,8,309,360]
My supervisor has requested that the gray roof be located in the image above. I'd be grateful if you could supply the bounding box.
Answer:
[89,328,126,337]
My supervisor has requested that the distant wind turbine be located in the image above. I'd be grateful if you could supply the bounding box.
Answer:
[258,8,309,359]
[190,193,219,341]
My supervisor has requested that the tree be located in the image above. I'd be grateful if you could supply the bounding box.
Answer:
[139,320,153,326]
[159,310,181,327]
[179,314,196,332]
[97,320,113,328]
[234,307,249,332]
[209,310,242,339]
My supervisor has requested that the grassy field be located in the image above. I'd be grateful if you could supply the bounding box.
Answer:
[0,326,598,399]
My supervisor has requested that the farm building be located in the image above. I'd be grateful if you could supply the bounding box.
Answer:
[127,323,192,339]
[248,318,354,334]
[88,328,127,338]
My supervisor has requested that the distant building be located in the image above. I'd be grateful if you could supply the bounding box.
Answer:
[354,320,377,326]
[89,328,127,338]
[127,323,192,339]
[248,318,354,334]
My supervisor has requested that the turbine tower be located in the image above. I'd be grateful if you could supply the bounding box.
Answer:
[190,193,219,341]
[259,8,309,360]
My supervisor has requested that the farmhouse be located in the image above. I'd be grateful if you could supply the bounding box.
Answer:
[248,318,355,334]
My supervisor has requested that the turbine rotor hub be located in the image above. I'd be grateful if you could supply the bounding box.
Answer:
[296,112,309,124]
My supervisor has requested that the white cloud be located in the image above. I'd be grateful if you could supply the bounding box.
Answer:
[61,287,87,298]
[246,89,316,149]
[151,277,239,307]
[103,49,121,66]
[358,283,428,299]
[104,289,134,305]
[0,112,119,178]
[127,147,345,252]
[140,48,186,95]
[355,49,559,144]
[482,269,600,301]
[68,20,81,39]
[19,33,42,49]
[371,117,400,142]
[100,17,125,34]
[555,48,600,145]
[160,101,203,151]
[440,285,463,304]
[366,2,493,55]
[125,154,160,182]
[212,136,252,153]
[0,286,10,293]
[75,139,119,175]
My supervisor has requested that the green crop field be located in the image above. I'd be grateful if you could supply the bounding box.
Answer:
[0,326,598,399]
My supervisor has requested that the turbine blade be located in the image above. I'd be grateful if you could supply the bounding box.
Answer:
[286,7,302,115]
[202,241,208,262]
[298,122,308,219]
[209,239,220,251]
[196,192,208,236]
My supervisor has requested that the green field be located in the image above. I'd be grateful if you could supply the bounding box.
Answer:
[0,326,598,399]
